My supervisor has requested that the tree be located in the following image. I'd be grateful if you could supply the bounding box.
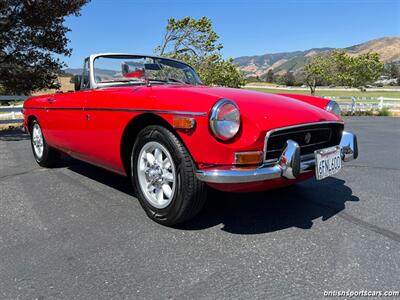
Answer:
[329,50,353,86]
[272,74,284,85]
[156,16,222,57]
[303,54,332,95]
[0,0,89,95]
[386,62,399,79]
[283,71,295,86]
[388,62,400,86]
[246,76,261,83]
[156,17,246,88]
[340,52,383,88]
[265,69,274,83]
[303,50,384,94]
[325,50,384,88]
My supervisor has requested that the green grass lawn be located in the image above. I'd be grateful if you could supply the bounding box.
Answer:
[246,88,400,99]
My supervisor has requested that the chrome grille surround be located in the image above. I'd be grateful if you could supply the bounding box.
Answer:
[263,121,344,164]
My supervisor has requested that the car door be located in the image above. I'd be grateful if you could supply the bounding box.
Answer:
[44,59,90,154]
[44,90,86,154]
[78,88,132,174]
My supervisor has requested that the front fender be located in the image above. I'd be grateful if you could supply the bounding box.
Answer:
[277,93,330,110]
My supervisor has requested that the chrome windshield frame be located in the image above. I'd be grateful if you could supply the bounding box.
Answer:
[88,53,202,89]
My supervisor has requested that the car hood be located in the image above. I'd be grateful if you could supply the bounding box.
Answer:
[150,85,340,129]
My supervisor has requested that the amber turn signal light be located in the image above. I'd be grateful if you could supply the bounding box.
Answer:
[173,117,196,129]
[234,151,263,165]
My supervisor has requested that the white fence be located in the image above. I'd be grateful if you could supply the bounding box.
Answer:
[0,96,28,124]
[326,96,400,113]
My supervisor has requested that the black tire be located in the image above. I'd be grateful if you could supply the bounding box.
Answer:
[131,125,206,226]
[30,119,60,167]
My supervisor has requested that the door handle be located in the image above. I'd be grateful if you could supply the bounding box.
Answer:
[47,98,56,104]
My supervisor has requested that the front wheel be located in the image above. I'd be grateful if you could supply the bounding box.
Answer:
[131,126,206,226]
[30,120,60,167]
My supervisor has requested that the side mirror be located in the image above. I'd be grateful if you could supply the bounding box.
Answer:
[74,75,82,91]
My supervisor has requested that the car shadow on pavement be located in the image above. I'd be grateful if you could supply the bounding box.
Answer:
[179,178,360,234]
[0,128,30,141]
[66,159,135,196]
[65,155,359,234]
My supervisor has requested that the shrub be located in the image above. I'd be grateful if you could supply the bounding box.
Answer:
[342,107,392,116]
[342,109,373,116]
[377,107,391,116]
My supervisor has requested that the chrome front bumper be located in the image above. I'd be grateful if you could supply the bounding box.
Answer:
[196,131,358,184]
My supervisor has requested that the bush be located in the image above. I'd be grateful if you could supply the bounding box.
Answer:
[343,109,375,116]
[377,107,391,116]
[342,107,391,116]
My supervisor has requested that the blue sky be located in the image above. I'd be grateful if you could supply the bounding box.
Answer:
[63,0,400,68]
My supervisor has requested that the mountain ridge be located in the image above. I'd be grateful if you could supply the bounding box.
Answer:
[233,37,400,78]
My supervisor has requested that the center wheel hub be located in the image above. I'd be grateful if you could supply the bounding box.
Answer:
[145,165,163,184]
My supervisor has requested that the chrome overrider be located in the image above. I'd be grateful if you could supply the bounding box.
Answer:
[196,131,358,184]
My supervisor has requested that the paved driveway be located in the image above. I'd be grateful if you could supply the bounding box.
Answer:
[0,117,399,299]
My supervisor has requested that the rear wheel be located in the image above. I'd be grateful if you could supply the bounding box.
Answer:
[30,120,60,167]
[131,125,206,226]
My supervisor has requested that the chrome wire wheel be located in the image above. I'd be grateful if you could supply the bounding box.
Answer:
[137,141,176,209]
[32,123,44,159]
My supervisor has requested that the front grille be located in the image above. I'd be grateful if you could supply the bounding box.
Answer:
[264,122,344,162]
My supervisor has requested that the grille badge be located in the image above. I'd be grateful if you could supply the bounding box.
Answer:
[304,132,312,144]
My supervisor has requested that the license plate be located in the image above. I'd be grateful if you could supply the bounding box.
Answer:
[315,146,342,180]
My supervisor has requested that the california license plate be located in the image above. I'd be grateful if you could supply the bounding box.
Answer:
[315,146,342,180]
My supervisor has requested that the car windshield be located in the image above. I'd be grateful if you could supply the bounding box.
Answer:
[93,55,202,86]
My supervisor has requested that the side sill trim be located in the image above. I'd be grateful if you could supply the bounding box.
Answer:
[24,107,207,117]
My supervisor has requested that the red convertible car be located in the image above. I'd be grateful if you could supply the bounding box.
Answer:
[23,53,358,225]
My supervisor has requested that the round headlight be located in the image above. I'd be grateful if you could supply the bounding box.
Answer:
[325,100,341,116]
[209,99,240,141]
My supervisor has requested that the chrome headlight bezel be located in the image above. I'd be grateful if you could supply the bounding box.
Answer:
[209,99,241,141]
[325,100,341,116]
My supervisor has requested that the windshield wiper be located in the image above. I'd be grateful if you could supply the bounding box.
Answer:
[148,78,189,85]
[100,79,146,84]
[166,78,189,84]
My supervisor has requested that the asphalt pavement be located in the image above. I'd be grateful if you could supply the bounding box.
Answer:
[0,117,399,299]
